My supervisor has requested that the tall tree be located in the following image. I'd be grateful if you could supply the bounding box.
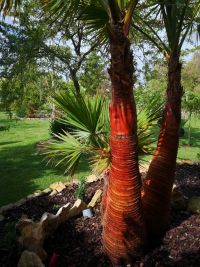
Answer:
[0,0,146,264]
[133,0,200,239]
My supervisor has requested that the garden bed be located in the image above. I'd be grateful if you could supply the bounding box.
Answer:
[0,163,200,267]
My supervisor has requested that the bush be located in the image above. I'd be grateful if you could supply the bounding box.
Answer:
[16,105,27,118]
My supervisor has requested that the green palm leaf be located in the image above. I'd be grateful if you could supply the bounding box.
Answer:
[53,91,109,148]
[42,131,89,175]
[44,91,163,174]
[0,0,21,14]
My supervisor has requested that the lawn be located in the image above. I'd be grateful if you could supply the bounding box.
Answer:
[140,115,200,163]
[0,112,199,207]
[0,113,90,206]
[178,116,200,161]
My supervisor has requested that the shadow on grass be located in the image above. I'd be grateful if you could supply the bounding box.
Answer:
[0,143,68,206]
[180,127,200,146]
[0,141,21,146]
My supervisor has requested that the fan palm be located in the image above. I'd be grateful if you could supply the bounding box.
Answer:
[43,91,162,174]
[133,0,200,239]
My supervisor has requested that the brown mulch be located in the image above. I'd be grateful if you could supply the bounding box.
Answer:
[0,163,200,267]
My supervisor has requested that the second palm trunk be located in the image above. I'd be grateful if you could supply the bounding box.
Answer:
[142,54,183,240]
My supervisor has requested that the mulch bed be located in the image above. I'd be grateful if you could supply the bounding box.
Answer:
[0,163,200,267]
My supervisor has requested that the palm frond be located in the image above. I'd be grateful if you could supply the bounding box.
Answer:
[42,131,88,175]
[134,0,200,56]
[137,96,164,155]
[53,91,109,148]
[124,0,138,35]
[0,0,21,15]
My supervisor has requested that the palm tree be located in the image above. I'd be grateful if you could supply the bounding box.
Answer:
[0,0,147,264]
[50,2,147,264]
[133,0,200,239]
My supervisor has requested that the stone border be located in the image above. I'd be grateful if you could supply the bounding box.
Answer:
[0,173,101,216]
[16,189,102,266]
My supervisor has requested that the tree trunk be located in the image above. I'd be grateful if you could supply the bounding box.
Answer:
[70,69,81,95]
[142,54,183,240]
[102,25,146,266]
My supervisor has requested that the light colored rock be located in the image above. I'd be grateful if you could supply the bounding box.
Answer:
[188,197,200,213]
[86,174,98,183]
[88,189,103,208]
[16,219,47,260]
[0,214,4,222]
[0,203,16,212]
[40,213,58,236]
[42,188,52,194]
[68,199,87,218]
[15,198,27,207]
[49,190,57,196]
[55,203,71,223]
[26,194,35,200]
[63,181,72,186]
[17,250,45,267]
[49,182,66,192]
[34,191,43,197]
[16,217,32,232]
[16,200,86,261]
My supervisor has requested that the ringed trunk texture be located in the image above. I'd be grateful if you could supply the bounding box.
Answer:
[102,25,146,266]
[142,55,183,240]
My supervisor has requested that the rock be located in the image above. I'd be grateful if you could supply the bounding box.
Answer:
[55,203,71,223]
[86,174,98,183]
[88,189,103,208]
[15,198,27,207]
[42,188,52,194]
[0,203,16,213]
[188,197,200,213]
[40,213,59,236]
[171,187,187,210]
[16,200,86,262]
[16,219,47,260]
[34,191,43,197]
[68,199,87,218]
[49,190,57,196]
[16,217,32,232]
[63,181,72,187]
[49,182,66,192]
[0,214,4,222]
[26,194,35,200]
[17,250,45,267]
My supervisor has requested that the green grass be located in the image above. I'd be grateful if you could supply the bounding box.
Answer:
[178,115,200,161]
[0,113,90,206]
[0,112,199,206]
[140,115,200,163]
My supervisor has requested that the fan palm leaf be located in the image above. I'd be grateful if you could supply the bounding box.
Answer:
[42,131,89,175]
[43,91,163,174]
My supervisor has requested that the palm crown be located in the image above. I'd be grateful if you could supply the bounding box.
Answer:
[133,1,200,58]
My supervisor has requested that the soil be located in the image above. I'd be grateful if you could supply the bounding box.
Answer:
[0,163,200,267]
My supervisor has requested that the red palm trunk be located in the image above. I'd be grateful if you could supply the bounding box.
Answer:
[142,55,183,239]
[102,25,146,265]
